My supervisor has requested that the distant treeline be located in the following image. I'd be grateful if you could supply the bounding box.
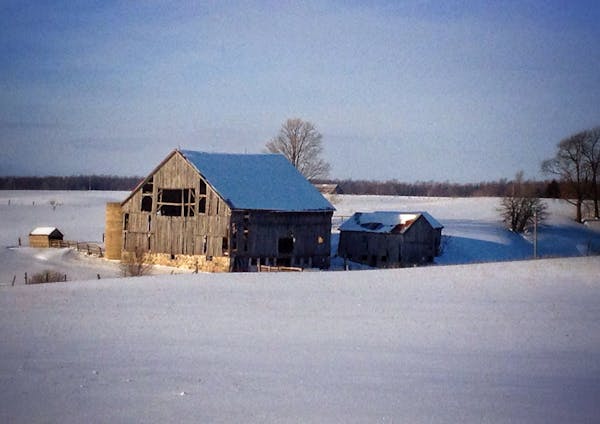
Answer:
[0,175,143,191]
[1,175,565,198]
[317,179,563,198]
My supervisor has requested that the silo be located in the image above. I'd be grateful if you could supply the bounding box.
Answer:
[105,202,123,260]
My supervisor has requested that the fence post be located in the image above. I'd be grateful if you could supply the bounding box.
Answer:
[12,275,16,286]
[24,272,28,284]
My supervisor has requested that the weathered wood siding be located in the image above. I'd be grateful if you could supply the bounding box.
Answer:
[401,216,441,264]
[29,234,52,248]
[121,152,231,261]
[230,211,332,270]
[338,215,441,268]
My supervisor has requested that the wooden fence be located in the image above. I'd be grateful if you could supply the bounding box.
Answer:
[50,239,104,257]
[258,265,303,272]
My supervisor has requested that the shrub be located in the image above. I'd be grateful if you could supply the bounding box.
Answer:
[28,270,66,284]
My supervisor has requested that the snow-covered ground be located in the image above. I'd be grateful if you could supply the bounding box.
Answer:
[2,191,599,284]
[332,195,600,266]
[1,191,600,422]
[1,258,599,423]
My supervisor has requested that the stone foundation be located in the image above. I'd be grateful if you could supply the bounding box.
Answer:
[121,251,231,273]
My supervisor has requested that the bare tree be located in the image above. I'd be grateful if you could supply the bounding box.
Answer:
[499,171,547,233]
[582,127,600,218]
[266,118,330,180]
[542,131,590,222]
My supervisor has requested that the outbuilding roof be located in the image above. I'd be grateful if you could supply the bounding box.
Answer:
[339,211,443,234]
[180,150,335,212]
[29,227,63,237]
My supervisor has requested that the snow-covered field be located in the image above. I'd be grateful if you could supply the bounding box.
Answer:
[1,191,600,422]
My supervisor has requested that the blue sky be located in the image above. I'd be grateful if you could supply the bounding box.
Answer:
[1,1,599,182]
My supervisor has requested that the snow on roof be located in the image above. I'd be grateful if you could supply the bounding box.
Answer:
[339,211,443,234]
[29,227,61,236]
[180,150,335,212]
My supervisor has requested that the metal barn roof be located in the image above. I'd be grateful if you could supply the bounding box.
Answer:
[339,211,443,234]
[180,150,335,212]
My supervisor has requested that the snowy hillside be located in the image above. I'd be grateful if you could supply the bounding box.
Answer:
[1,257,599,423]
[2,191,600,284]
[1,191,599,422]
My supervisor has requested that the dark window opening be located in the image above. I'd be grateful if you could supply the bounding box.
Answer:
[184,205,195,217]
[158,204,181,216]
[123,213,129,230]
[199,197,206,214]
[231,224,238,252]
[161,189,182,203]
[141,196,152,212]
[278,237,295,254]
[199,180,207,195]
[142,177,153,194]
[222,237,228,252]
[243,227,249,252]
[156,188,196,216]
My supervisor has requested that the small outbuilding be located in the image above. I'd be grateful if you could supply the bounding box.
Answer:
[313,183,343,195]
[29,227,64,248]
[338,211,443,268]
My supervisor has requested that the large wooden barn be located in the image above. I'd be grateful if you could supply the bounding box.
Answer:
[105,149,335,272]
[337,211,443,268]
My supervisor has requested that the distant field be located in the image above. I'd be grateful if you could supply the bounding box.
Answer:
[1,191,599,284]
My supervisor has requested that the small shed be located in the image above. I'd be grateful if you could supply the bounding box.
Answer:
[29,227,64,248]
[314,183,343,195]
[338,211,443,268]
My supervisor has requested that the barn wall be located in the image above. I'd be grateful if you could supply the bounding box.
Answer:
[29,235,50,248]
[120,152,231,271]
[230,211,332,270]
[338,231,402,267]
[401,216,438,264]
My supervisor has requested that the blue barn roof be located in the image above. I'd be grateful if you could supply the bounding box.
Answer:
[180,150,334,212]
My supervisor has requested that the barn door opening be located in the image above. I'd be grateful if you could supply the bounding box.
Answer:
[278,236,294,254]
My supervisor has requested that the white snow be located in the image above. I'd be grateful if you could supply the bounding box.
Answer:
[1,191,600,422]
[339,211,442,233]
[29,227,60,236]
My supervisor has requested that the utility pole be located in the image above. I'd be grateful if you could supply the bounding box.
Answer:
[533,208,538,259]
